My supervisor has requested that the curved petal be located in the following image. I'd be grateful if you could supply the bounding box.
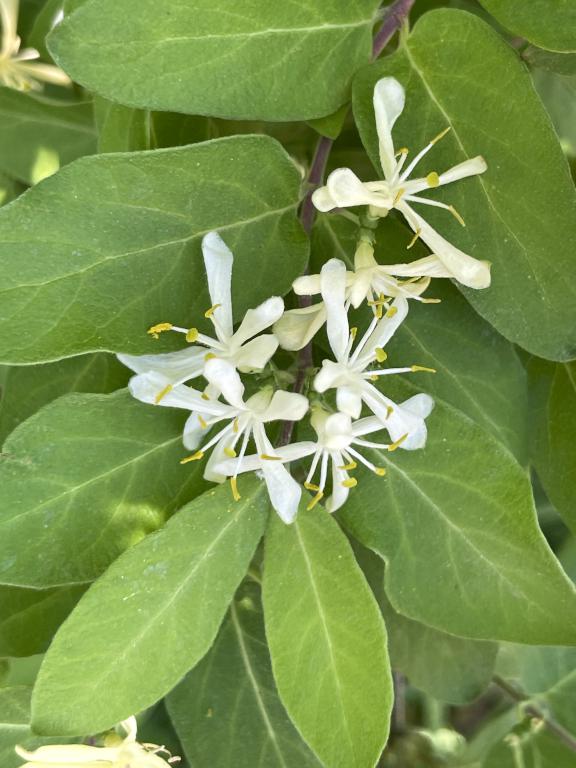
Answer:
[234,334,278,371]
[183,410,212,450]
[356,297,408,367]
[213,441,317,476]
[0,0,19,56]
[326,461,350,513]
[202,231,233,336]
[348,268,375,308]
[260,390,309,423]
[313,168,381,212]
[117,347,205,383]
[362,385,429,450]
[397,201,491,289]
[380,255,452,279]
[273,303,327,351]
[313,360,346,394]
[336,385,363,419]
[293,274,322,296]
[373,77,405,180]
[351,416,388,438]
[254,426,302,523]
[203,435,230,483]
[233,296,284,346]
[401,393,435,419]
[204,358,245,409]
[439,156,487,185]
[128,372,207,412]
[15,742,118,763]
[320,258,349,360]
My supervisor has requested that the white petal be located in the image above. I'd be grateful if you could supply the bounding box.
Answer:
[15,742,118,763]
[254,426,302,523]
[313,360,347,393]
[273,303,327,351]
[128,373,206,411]
[16,61,71,86]
[260,390,309,423]
[357,297,408,367]
[401,393,435,419]
[348,268,375,308]
[326,461,350,513]
[363,385,429,450]
[183,411,207,450]
[314,168,382,211]
[293,274,322,296]
[203,434,230,483]
[232,296,284,346]
[336,385,363,419]
[203,358,245,409]
[439,156,487,185]
[373,77,405,180]
[323,412,353,449]
[213,441,317,476]
[117,347,205,383]
[351,416,388,438]
[1,0,19,57]
[380,255,452,279]
[202,231,233,337]
[312,184,340,212]
[320,258,349,361]
[397,201,491,289]
[234,334,278,371]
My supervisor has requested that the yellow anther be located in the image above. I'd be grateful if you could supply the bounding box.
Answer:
[411,365,437,373]
[393,188,405,206]
[186,327,199,343]
[230,477,241,502]
[385,306,398,318]
[386,405,394,419]
[180,450,204,464]
[147,322,173,339]
[154,384,173,404]
[370,374,379,382]
[307,490,324,511]
[407,227,421,249]
[304,482,320,492]
[388,434,408,452]
[449,205,466,227]
[395,147,408,157]
[233,418,239,434]
[374,467,387,477]
[338,461,357,471]
[198,414,208,429]
[224,447,237,458]
[426,171,440,188]
[431,126,451,145]
[260,454,282,461]
[375,347,387,363]
[341,477,358,489]
[375,303,383,319]
[204,352,216,362]
[350,326,358,340]
[204,303,221,318]
[422,297,442,304]
[201,392,210,401]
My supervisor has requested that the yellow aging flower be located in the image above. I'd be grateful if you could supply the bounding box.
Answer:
[15,716,180,767]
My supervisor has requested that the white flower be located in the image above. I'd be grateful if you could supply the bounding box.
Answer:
[119,231,284,392]
[16,716,179,767]
[215,406,399,514]
[312,77,491,290]
[0,0,70,91]
[128,358,308,523]
[313,259,434,448]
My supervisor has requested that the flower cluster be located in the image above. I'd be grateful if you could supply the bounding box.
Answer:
[117,77,488,525]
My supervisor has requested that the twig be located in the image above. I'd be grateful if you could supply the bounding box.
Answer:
[493,675,576,754]
[373,0,416,58]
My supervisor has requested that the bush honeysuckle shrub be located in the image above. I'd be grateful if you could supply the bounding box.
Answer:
[2,2,576,767]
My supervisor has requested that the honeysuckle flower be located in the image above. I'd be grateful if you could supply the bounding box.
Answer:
[128,358,308,523]
[0,0,70,91]
[119,231,284,394]
[215,406,401,513]
[314,258,434,448]
[312,77,491,290]
[15,716,179,767]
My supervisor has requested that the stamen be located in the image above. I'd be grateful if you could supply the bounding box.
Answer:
[395,147,408,157]
[147,322,173,339]
[230,477,241,502]
[411,365,437,373]
[374,467,387,477]
[224,447,237,458]
[426,171,440,188]
[233,418,239,433]
[155,384,172,404]
[198,414,208,429]
[341,478,358,488]
[393,188,405,206]
[350,326,358,339]
[338,461,357,471]
[201,392,210,401]
[386,405,394,418]
[186,327,199,343]
[204,303,221,318]
[370,374,378,381]
[388,434,408,452]
[375,347,387,363]
[260,454,282,461]
[307,490,324,511]
[407,228,421,249]
[204,352,216,362]
[385,306,398,318]
[180,451,204,464]
[304,481,320,492]
[431,126,451,145]
[421,297,442,304]
[449,205,466,226]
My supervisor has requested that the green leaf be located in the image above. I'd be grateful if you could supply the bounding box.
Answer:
[48,0,381,121]
[0,135,307,363]
[0,585,85,657]
[339,396,576,645]
[532,68,576,157]
[525,47,576,76]
[478,0,576,52]
[353,9,576,361]
[0,90,95,185]
[94,96,152,153]
[167,582,322,768]
[263,506,392,768]
[530,361,576,533]
[0,390,204,588]
[0,687,44,768]
[0,353,128,445]
[31,478,268,736]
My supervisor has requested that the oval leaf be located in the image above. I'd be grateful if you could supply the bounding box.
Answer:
[479,0,576,52]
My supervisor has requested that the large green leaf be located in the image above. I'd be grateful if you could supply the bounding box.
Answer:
[0,135,307,363]
[0,90,95,185]
[339,396,576,645]
[478,0,576,52]
[530,361,576,533]
[0,586,85,657]
[32,478,268,736]
[313,215,528,460]
[0,353,128,445]
[0,390,204,588]
[0,687,46,768]
[48,0,381,121]
[94,96,152,153]
[263,506,392,768]
[167,582,322,768]
[353,9,576,361]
